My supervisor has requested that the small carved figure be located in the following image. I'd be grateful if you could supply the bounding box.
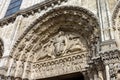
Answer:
[18,43,26,51]
[25,33,33,41]
[31,35,38,43]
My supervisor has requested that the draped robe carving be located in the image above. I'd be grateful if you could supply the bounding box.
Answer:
[36,31,87,61]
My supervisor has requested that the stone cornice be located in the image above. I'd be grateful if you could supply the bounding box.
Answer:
[99,49,120,64]
[33,52,88,79]
[0,0,67,27]
[100,39,116,46]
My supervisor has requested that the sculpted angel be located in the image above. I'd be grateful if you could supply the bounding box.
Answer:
[36,40,55,61]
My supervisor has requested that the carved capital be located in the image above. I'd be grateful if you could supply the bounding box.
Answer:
[100,49,120,64]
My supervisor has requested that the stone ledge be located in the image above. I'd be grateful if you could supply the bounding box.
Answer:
[0,0,67,27]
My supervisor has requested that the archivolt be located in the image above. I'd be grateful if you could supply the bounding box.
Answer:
[112,0,120,25]
[112,1,120,49]
[10,6,100,61]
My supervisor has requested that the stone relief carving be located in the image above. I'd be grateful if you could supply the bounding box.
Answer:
[18,43,26,52]
[6,6,100,80]
[33,52,87,79]
[25,33,33,41]
[109,63,120,78]
[65,34,87,53]
[53,31,67,56]
[31,35,39,43]
[100,50,120,64]
[25,43,33,53]
[27,53,34,62]
[37,40,55,60]
[36,31,87,61]
[22,62,31,78]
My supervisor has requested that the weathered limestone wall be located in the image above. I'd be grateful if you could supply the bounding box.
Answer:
[0,0,119,80]
[0,0,118,43]
[0,0,118,54]
[0,0,118,69]
[113,0,120,50]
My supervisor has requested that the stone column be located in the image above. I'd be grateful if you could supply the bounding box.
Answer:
[83,71,89,80]
[6,58,14,76]
[87,70,94,80]
[105,65,110,80]
[94,71,98,80]
[98,71,104,80]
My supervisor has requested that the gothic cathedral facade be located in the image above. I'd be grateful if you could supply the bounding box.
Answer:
[0,0,120,80]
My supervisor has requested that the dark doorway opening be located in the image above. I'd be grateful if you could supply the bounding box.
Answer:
[38,72,84,80]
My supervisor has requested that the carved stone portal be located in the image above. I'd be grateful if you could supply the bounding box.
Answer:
[9,6,100,80]
[29,31,89,79]
[32,52,88,79]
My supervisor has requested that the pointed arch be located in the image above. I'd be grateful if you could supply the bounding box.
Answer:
[112,0,120,49]
[10,6,100,58]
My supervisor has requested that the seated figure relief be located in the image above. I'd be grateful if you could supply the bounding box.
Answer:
[36,31,87,61]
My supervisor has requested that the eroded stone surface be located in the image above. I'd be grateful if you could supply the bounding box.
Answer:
[0,0,120,80]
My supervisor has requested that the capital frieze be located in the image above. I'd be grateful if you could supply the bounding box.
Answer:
[99,49,120,64]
